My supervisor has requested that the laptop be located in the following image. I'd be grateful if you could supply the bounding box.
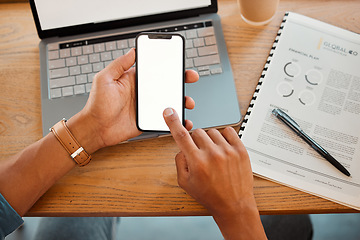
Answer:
[29,0,241,141]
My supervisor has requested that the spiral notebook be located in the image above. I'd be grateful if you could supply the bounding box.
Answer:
[239,12,360,210]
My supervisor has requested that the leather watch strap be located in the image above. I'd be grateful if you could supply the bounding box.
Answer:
[50,119,91,166]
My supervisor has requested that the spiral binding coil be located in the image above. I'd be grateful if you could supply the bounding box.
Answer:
[239,12,289,139]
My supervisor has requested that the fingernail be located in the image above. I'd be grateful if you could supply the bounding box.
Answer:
[164,108,174,117]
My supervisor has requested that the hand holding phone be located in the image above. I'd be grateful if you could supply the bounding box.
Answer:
[136,32,185,132]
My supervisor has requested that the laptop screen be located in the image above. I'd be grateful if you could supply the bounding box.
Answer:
[30,0,217,38]
[34,0,212,31]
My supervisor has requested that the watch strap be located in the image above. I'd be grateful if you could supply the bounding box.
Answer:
[50,119,91,166]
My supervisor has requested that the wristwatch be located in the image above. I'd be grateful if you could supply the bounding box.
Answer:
[50,119,91,166]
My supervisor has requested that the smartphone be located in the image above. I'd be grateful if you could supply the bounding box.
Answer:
[136,32,185,132]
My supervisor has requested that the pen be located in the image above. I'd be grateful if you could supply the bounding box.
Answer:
[272,108,351,177]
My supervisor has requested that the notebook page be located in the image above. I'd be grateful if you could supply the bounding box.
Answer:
[240,12,360,209]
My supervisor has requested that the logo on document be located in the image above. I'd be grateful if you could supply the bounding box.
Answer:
[318,37,358,57]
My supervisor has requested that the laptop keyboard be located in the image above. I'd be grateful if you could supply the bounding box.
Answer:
[46,21,223,99]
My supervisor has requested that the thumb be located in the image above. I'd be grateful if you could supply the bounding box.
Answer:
[105,48,135,79]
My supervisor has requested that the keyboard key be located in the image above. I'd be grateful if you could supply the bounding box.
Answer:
[74,84,86,95]
[76,75,87,84]
[69,66,81,75]
[81,64,92,74]
[186,48,198,58]
[104,60,112,67]
[48,43,59,51]
[185,39,193,49]
[117,40,128,49]
[193,38,205,48]
[112,50,123,59]
[211,67,223,75]
[49,67,69,79]
[197,27,214,37]
[205,36,217,46]
[198,66,210,71]
[92,62,104,72]
[123,48,131,54]
[186,29,197,39]
[71,47,82,56]
[60,48,71,58]
[177,31,186,38]
[198,45,218,57]
[199,70,210,76]
[194,55,220,67]
[106,41,117,51]
[85,83,92,93]
[82,45,94,54]
[62,86,74,96]
[128,38,135,48]
[89,53,100,63]
[185,59,194,68]
[49,76,75,88]
[94,43,105,53]
[50,88,62,98]
[66,57,77,67]
[48,51,59,60]
[88,73,96,83]
[49,59,65,69]
[77,55,89,65]
[101,52,112,62]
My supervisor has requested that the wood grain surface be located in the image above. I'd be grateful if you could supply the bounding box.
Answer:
[0,0,359,216]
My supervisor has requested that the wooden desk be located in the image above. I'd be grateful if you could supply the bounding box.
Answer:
[1,0,359,217]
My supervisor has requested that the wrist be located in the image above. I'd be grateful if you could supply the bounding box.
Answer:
[212,196,267,240]
[212,196,258,222]
[66,111,105,155]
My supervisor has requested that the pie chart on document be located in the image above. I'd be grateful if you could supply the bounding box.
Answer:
[283,61,301,78]
[276,82,294,98]
[305,69,323,85]
[298,90,316,106]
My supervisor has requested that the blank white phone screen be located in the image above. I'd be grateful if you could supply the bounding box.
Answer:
[137,34,184,131]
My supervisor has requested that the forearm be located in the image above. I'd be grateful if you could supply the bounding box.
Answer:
[212,198,267,240]
[0,132,76,216]
[0,50,140,218]
[0,111,100,216]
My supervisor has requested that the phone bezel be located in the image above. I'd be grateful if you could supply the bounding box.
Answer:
[135,32,185,133]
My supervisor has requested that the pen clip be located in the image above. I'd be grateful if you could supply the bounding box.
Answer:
[272,108,302,132]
